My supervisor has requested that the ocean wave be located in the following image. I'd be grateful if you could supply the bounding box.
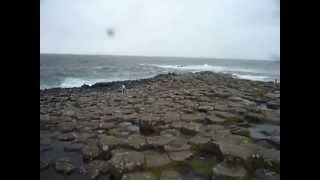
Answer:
[59,77,130,88]
[232,74,270,81]
[140,63,258,74]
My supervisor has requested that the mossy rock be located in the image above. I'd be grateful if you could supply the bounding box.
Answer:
[145,162,182,179]
[223,117,245,126]
[189,158,217,175]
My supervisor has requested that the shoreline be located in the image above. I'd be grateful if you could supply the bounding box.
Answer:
[40,71,278,91]
[40,71,280,180]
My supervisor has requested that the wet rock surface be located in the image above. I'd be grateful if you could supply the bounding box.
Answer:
[40,72,280,180]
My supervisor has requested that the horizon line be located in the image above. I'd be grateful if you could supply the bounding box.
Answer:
[40,52,279,62]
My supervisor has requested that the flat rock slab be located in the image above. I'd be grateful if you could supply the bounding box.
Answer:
[64,143,83,152]
[127,134,147,150]
[212,161,248,180]
[164,138,191,152]
[58,133,75,141]
[252,169,280,180]
[180,113,206,122]
[122,172,157,180]
[188,135,212,146]
[82,144,101,161]
[109,149,145,173]
[40,160,50,171]
[205,114,226,124]
[146,136,176,148]
[85,160,111,179]
[160,129,181,137]
[160,170,183,180]
[168,150,194,162]
[144,151,171,168]
[54,157,76,175]
[217,142,258,163]
[99,135,127,150]
[59,122,76,133]
[249,124,280,147]
[172,122,203,135]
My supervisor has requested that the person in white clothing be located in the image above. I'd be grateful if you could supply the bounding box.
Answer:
[122,84,127,95]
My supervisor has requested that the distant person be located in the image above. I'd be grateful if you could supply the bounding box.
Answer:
[274,79,278,87]
[122,84,127,95]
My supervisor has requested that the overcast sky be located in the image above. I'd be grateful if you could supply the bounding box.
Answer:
[40,0,280,60]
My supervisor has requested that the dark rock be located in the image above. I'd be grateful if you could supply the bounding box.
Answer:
[198,141,224,161]
[252,169,280,180]
[64,143,83,152]
[86,160,111,179]
[58,133,75,141]
[198,106,214,113]
[59,122,76,133]
[82,144,101,161]
[266,101,280,110]
[40,160,50,171]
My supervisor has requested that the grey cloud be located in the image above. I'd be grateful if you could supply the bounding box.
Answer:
[40,0,280,60]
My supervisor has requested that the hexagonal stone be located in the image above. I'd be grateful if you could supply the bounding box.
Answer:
[198,106,214,113]
[127,134,147,150]
[86,160,111,179]
[160,129,181,137]
[205,114,226,124]
[40,160,50,171]
[54,157,75,175]
[168,151,194,162]
[259,148,280,170]
[59,122,76,133]
[99,135,127,150]
[82,144,101,161]
[218,142,256,162]
[164,138,191,152]
[109,149,145,173]
[98,122,115,130]
[212,161,248,180]
[58,133,75,141]
[64,143,83,152]
[144,151,171,168]
[188,135,211,146]
[177,122,203,135]
[122,172,157,180]
[146,136,176,148]
[180,113,205,122]
[252,169,280,180]
[215,111,237,119]
[162,112,180,122]
[160,170,183,180]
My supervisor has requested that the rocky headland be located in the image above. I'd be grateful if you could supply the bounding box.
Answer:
[40,71,280,180]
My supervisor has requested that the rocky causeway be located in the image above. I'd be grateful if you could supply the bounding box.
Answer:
[40,71,280,180]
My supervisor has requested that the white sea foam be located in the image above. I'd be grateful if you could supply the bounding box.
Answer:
[140,63,258,74]
[60,77,129,88]
[233,74,269,81]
